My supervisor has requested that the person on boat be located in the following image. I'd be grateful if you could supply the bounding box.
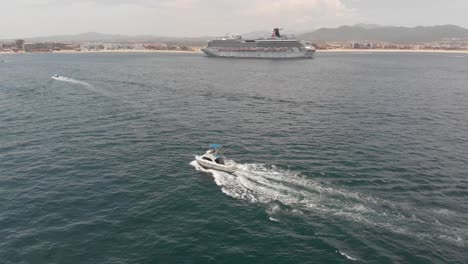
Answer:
[210,147,219,154]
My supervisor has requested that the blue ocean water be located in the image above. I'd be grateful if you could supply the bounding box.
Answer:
[0,51,467,263]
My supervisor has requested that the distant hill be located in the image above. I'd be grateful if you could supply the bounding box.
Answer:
[352,24,384,29]
[299,25,468,42]
[27,32,130,42]
[19,32,210,45]
[6,25,468,44]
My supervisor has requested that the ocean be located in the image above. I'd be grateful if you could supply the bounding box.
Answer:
[0,51,467,264]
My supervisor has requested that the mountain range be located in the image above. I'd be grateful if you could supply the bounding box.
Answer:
[298,24,468,42]
[15,32,210,46]
[3,25,468,43]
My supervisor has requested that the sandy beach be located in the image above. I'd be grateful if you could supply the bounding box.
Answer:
[0,49,202,54]
[2,48,468,55]
[319,48,468,54]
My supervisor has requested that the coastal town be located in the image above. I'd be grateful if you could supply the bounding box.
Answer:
[2,38,468,53]
[0,39,196,53]
[319,38,468,50]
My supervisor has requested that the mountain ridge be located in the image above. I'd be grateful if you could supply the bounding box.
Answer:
[1,32,211,44]
[3,25,468,43]
[298,24,468,42]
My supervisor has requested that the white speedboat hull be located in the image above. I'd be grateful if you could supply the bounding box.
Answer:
[195,156,236,173]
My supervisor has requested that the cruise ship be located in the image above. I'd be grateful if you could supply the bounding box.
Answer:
[201,28,315,59]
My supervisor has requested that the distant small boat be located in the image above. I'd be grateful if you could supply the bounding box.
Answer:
[51,74,61,80]
[195,144,237,173]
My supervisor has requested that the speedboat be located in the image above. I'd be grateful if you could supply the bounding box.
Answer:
[195,144,237,173]
[51,74,60,80]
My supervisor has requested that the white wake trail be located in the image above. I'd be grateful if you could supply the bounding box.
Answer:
[52,76,91,86]
[52,76,115,98]
[190,160,466,246]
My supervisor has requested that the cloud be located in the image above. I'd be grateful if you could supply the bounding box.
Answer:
[240,0,358,29]
[248,0,321,14]
[160,0,199,9]
[12,0,199,9]
[1,0,360,38]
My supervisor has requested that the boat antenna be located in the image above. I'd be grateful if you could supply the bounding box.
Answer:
[220,144,235,155]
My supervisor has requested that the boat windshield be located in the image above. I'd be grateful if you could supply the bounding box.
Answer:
[202,157,213,162]
[214,158,225,165]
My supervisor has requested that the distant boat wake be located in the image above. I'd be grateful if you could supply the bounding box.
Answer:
[51,76,91,86]
[190,160,465,246]
[51,75,115,98]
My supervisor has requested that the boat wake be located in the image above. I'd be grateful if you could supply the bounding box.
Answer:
[52,76,91,86]
[337,250,358,261]
[51,75,116,98]
[190,160,466,246]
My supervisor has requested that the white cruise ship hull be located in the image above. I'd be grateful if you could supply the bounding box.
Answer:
[201,48,315,59]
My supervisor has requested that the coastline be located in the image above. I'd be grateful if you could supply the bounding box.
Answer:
[2,48,468,55]
[0,49,202,54]
[318,48,468,54]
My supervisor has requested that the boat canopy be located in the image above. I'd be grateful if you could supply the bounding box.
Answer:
[209,144,221,149]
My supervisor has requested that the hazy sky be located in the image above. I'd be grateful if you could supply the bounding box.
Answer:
[1,0,468,38]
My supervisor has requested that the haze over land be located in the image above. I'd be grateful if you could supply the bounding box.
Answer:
[299,25,468,43]
[6,25,467,44]
[1,0,468,38]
